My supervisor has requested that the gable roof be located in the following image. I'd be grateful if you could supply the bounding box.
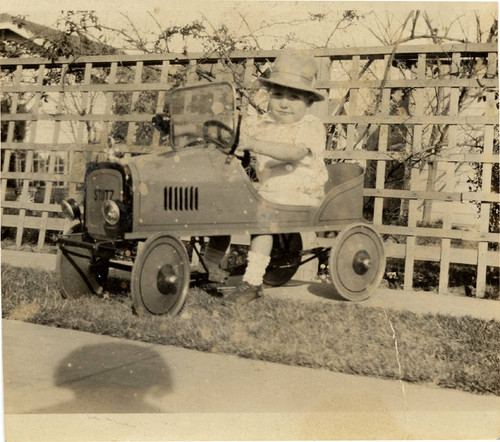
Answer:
[0,12,118,57]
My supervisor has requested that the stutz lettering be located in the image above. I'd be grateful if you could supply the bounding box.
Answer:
[94,189,115,201]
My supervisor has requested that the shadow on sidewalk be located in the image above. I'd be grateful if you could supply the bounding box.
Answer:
[33,342,172,413]
[307,282,345,301]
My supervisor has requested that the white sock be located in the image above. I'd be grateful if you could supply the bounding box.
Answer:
[243,251,271,286]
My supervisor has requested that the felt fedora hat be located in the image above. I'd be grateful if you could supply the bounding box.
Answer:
[259,53,325,102]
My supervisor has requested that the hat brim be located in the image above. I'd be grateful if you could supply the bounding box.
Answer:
[259,77,325,102]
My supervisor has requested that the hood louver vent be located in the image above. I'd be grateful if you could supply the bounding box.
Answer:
[164,186,199,211]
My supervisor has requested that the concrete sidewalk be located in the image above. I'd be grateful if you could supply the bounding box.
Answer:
[3,319,500,441]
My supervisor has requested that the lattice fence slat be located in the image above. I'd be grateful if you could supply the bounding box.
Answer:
[345,55,360,151]
[438,52,462,295]
[373,53,393,226]
[4,77,499,94]
[151,61,170,150]
[404,53,426,291]
[4,112,498,125]
[476,51,498,298]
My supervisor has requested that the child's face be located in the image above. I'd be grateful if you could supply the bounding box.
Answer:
[268,86,311,123]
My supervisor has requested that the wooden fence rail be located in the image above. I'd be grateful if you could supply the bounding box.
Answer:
[1,44,498,296]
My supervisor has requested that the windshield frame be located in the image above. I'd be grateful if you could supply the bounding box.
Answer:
[169,82,238,150]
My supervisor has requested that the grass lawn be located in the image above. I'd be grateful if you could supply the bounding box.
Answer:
[2,264,500,396]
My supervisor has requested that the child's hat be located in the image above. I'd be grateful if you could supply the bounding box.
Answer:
[259,53,325,102]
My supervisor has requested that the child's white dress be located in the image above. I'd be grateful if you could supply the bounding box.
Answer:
[242,113,329,206]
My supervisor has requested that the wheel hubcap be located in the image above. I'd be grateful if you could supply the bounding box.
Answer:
[352,250,371,275]
[157,264,178,295]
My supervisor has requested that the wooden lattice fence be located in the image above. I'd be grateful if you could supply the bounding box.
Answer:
[1,43,499,296]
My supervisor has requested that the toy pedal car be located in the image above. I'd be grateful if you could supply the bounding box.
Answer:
[57,82,386,315]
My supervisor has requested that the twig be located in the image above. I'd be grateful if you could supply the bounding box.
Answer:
[237,12,262,51]
[147,11,165,35]
[475,12,483,42]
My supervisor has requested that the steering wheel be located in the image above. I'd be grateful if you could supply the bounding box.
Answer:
[202,120,236,154]
[183,138,206,148]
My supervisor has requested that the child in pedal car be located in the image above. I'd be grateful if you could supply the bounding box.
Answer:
[205,53,328,304]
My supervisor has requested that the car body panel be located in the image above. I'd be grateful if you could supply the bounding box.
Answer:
[113,145,365,239]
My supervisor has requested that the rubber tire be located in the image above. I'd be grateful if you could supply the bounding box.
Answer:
[328,223,385,301]
[131,234,190,316]
[263,233,302,287]
[57,223,109,299]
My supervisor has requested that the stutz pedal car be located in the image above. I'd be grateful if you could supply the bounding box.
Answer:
[57,82,386,315]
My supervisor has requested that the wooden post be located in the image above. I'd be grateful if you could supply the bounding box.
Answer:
[438,52,460,294]
[37,64,59,249]
[346,55,359,151]
[404,53,426,291]
[126,61,144,149]
[476,52,497,298]
[95,61,118,164]
[313,56,331,117]
[151,60,171,151]
[14,64,32,249]
[373,54,392,226]
[187,59,198,84]
[241,57,255,113]
[69,62,92,197]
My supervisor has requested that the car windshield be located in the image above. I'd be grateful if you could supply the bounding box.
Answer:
[169,83,237,149]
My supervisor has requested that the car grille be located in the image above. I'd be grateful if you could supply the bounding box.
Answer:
[85,168,123,239]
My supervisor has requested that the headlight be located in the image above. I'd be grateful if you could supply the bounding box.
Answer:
[106,136,126,160]
[61,198,81,220]
[102,200,120,225]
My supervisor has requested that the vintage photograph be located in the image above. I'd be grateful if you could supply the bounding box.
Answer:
[1,0,499,440]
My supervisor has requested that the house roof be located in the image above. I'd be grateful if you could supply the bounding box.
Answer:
[0,12,118,57]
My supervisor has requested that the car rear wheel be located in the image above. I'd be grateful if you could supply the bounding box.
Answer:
[131,234,190,315]
[263,233,302,287]
[328,223,385,301]
[57,223,109,298]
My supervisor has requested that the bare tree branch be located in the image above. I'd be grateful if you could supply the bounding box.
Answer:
[237,12,262,51]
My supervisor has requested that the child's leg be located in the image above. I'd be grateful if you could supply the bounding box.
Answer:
[204,236,231,282]
[242,234,272,286]
[223,234,274,304]
[205,236,231,263]
[249,234,273,255]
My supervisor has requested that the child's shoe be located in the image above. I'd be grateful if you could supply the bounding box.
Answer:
[223,281,263,304]
[207,266,229,284]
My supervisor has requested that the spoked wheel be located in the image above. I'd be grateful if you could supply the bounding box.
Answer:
[328,223,385,301]
[57,224,109,298]
[131,234,190,315]
[263,233,302,287]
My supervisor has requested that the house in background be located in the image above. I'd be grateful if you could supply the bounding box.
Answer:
[0,12,117,57]
[0,13,50,52]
